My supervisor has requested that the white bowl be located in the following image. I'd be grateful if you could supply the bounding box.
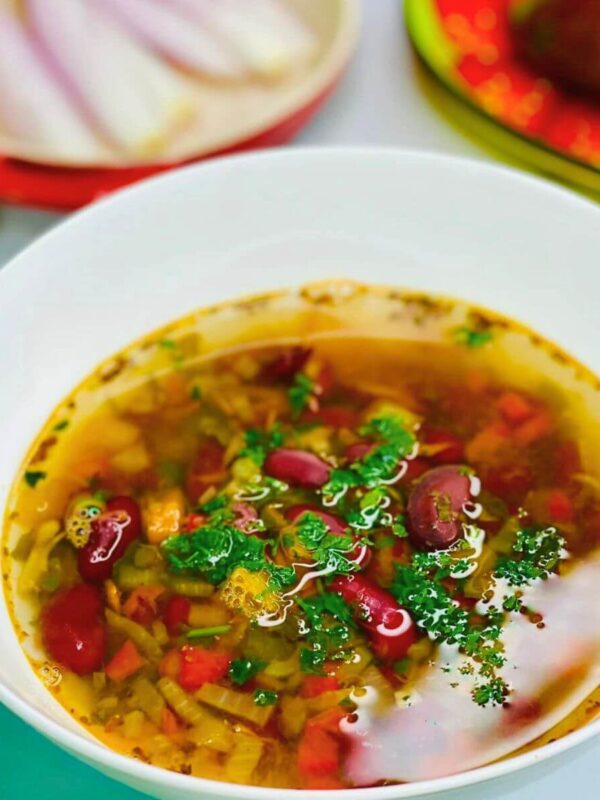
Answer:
[1,148,599,799]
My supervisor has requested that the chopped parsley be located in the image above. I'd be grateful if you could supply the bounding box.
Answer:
[296,513,361,576]
[288,373,315,418]
[298,593,356,675]
[493,526,567,612]
[253,689,278,706]
[391,564,508,706]
[229,657,266,686]
[24,470,47,488]
[453,325,493,349]
[53,420,69,432]
[346,486,392,531]
[163,520,295,589]
[190,385,202,401]
[239,426,284,466]
[322,414,416,499]
[391,514,409,538]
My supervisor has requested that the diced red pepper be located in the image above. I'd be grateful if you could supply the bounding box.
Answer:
[41,584,107,676]
[164,595,192,637]
[105,640,145,682]
[301,676,341,698]
[180,513,207,533]
[179,646,232,692]
[262,347,311,382]
[497,392,535,425]
[297,727,340,778]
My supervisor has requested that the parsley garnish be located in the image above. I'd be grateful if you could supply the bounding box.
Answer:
[391,514,409,538]
[24,470,47,488]
[239,426,284,467]
[297,592,356,675]
[322,414,416,499]
[493,526,567,612]
[453,325,493,349]
[296,513,360,576]
[253,689,278,706]
[53,420,69,432]
[229,657,266,686]
[288,373,315,418]
[163,521,295,589]
[391,564,508,706]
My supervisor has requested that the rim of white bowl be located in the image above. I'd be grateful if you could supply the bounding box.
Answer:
[1,146,599,798]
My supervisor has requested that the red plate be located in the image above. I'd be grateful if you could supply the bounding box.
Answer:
[0,1,359,211]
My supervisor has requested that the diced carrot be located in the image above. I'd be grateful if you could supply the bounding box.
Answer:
[179,646,232,693]
[305,706,347,736]
[301,676,341,699]
[161,707,182,736]
[298,727,340,777]
[547,489,574,523]
[159,648,182,680]
[123,585,164,626]
[164,594,191,636]
[515,411,553,446]
[497,392,535,425]
[144,488,186,545]
[105,640,145,682]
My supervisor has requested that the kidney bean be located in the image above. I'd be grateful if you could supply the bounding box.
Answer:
[78,495,142,583]
[407,465,473,550]
[303,406,362,430]
[331,574,416,661]
[285,504,347,534]
[41,584,107,675]
[264,449,331,489]
[345,441,375,462]
[262,347,311,382]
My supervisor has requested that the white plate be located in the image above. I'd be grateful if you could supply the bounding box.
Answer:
[1,148,599,800]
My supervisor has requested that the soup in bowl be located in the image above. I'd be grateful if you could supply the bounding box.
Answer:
[3,281,600,791]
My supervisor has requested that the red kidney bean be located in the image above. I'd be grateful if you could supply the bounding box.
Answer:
[41,584,107,675]
[262,347,311,382]
[345,440,375,462]
[264,449,331,489]
[407,465,472,550]
[285,504,348,534]
[302,406,362,430]
[78,496,142,583]
[331,574,416,661]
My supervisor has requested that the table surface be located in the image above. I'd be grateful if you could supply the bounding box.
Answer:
[1,1,598,796]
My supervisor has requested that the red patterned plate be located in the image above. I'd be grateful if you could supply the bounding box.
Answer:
[406,0,600,196]
[0,0,359,210]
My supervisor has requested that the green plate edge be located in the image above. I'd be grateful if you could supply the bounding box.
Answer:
[404,0,600,198]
